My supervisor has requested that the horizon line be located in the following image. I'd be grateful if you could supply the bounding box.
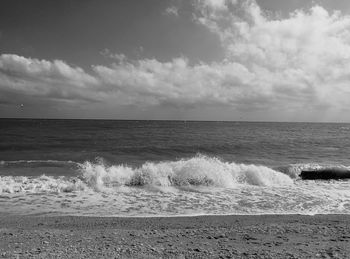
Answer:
[0,117,349,124]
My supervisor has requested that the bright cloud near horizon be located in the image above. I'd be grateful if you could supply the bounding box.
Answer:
[1,0,350,122]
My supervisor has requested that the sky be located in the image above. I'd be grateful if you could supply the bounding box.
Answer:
[1,0,350,122]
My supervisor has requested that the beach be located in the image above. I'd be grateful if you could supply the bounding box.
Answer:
[1,214,349,258]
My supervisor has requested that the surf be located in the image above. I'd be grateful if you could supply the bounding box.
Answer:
[72,155,294,190]
[0,155,294,194]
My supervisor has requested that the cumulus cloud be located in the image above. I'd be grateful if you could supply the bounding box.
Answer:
[192,0,350,110]
[0,54,99,103]
[93,57,259,108]
[2,0,350,120]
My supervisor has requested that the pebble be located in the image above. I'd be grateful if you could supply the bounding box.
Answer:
[214,234,226,239]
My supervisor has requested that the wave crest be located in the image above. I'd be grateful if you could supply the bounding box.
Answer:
[0,156,294,194]
[79,156,293,191]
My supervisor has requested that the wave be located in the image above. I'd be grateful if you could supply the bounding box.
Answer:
[80,155,293,191]
[0,155,293,194]
[3,156,350,195]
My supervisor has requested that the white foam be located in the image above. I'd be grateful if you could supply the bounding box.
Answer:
[79,155,293,190]
[2,159,350,217]
[0,175,86,194]
[0,155,293,194]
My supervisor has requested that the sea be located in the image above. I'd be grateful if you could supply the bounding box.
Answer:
[1,119,350,217]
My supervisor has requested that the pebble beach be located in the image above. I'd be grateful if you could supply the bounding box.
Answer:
[1,214,350,258]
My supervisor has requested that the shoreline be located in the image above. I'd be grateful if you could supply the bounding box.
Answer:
[1,214,350,258]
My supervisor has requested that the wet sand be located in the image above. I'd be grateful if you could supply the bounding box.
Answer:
[1,214,350,258]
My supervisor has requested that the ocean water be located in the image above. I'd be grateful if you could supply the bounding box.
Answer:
[1,119,350,217]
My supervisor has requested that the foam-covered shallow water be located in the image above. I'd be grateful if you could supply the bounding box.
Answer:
[1,119,350,217]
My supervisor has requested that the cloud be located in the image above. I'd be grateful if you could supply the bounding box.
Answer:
[164,6,179,16]
[192,0,350,111]
[101,49,127,63]
[0,54,99,103]
[92,1,350,113]
[194,0,232,12]
[92,57,259,108]
[2,0,350,120]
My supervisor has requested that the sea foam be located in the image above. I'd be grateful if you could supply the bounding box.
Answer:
[0,155,293,194]
[2,156,350,217]
[79,155,293,191]
[0,175,86,194]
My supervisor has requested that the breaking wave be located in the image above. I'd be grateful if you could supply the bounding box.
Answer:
[80,156,293,191]
[3,156,350,217]
[3,155,350,195]
[0,155,293,194]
